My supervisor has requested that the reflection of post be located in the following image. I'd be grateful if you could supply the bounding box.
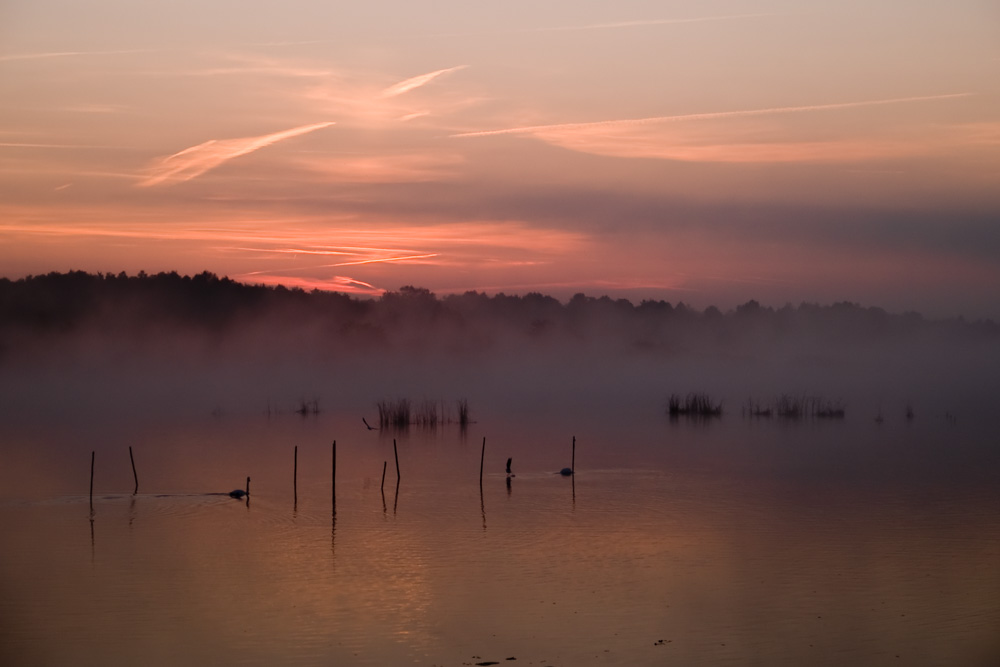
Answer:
[393,439,400,482]
[330,440,337,556]
[129,446,138,495]
[393,480,399,515]
[480,484,486,530]
[89,451,95,512]
[479,437,486,487]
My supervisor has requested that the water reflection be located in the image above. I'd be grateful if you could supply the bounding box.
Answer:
[1,411,999,666]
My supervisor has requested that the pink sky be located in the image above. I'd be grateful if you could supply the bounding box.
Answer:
[1,1,999,318]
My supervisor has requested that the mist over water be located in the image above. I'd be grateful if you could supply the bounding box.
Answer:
[1,272,998,665]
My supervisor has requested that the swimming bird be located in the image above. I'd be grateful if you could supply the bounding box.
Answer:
[229,477,250,498]
[560,467,573,476]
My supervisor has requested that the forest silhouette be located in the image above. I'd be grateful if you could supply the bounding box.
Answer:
[1,271,996,361]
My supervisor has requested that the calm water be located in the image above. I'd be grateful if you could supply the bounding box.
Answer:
[2,407,998,666]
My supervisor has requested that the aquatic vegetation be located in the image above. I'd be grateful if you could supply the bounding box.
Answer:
[742,398,773,418]
[667,393,723,417]
[758,394,846,419]
[295,399,319,416]
[377,397,471,429]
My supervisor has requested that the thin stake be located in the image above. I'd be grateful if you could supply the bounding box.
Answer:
[393,439,400,482]
[294,445,298,503]
[89,451,95,510]
[381,460,387,491]
[129,446,138,495]
[572,436,576,474]
[332,440,337,496]
[479,436,486,486]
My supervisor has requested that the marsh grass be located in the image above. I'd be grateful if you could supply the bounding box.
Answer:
[742,398,773,418]
[457,398,470,427]
[668,393,723,417]
[377,398,411,429]
[743,394,846,419]
[377,397,471,429]
[294,399,319,416]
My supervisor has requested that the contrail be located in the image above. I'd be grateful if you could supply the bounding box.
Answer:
[0,49,151,61]
[328,253,439,267]
[524,13,778,33]
[452,93,974,138]
[380,66,467,99]
[138,121,334,187]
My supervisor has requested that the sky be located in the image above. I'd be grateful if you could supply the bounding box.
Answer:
[1,0,999,319]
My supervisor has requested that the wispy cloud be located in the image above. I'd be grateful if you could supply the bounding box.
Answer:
[0,49,150,62]
[138,121,335,187]
[0,142,112,149]
[235,273,383,295]
[379,66,467,99]
[453,93,976,163]
[452,94,974,139]
[524,13,778,33]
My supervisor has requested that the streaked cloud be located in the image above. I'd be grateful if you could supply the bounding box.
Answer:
[138,121,335,187]
[379,66,467,99]
[525,13,778,33]
[0,49,151,62]
[292,152,464,183]
[235,273,383,295]
[453,94,973,139]
[454,94,976,163]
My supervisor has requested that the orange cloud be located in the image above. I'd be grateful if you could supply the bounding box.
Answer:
[379,66,467,99]
[453,94,975,163]
[138,121,335,187]
[292,152,464,183]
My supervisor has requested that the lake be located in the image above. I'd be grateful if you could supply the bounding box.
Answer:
[2,400,998,666]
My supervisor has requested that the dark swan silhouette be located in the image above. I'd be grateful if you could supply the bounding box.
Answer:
[229,477,250,499]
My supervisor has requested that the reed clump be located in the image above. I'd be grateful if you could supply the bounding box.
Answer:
[295,399,320,416]
[668,393,723,417]
[743,394,845,419]
[377,398,411,429]
[376,397,471,429]
[742,398,773,418]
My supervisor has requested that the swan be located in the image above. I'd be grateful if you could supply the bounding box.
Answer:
[229,477,250,498]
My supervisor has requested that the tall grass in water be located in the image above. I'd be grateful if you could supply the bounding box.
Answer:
[772,394,845,419]
[668,393,723,417]
[743,397,773,418]
[377,397,471,429]
[377,398,411,429]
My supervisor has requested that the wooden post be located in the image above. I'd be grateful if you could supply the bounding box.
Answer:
[479,437,486,486]
[393,439,400,482]
[572,436,576,474]
[129,446,138,495]
[89,451,95,510]
[381,460,387,491]
[294,445,298,503]
[332,440,336,495]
